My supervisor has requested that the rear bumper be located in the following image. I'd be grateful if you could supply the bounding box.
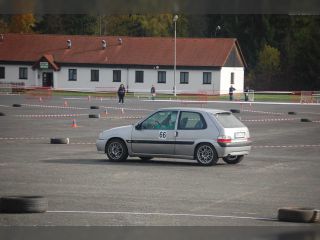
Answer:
[218,140,252,148]
[216,141,252,157]
[96,139,107,152]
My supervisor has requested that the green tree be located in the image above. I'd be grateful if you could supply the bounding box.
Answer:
[9,14,35,33]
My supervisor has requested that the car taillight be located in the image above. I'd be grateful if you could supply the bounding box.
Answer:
[217,136,232,143]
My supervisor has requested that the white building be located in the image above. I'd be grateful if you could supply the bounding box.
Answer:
[0,33,246,95]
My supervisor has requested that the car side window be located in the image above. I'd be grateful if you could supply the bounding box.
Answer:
[178,111,207,130]
[141,111,178,130]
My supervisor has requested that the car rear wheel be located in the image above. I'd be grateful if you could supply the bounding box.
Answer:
[106,139,128,162]
[195,143,218,166]
[222,155,244,164]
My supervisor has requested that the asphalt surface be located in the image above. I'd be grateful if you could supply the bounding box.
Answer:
[0,94,319,226]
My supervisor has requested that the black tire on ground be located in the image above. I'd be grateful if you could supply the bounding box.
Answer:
[278,207,319,223]
[12,104,21,107]
[0,112,5,116]
[301,118,312,122]
[0,196,48,213]
[288,112,296,115]
[139,157,153,161]
[89,114,100,118]
[90,106,99,109]
[106,139,128,162]
[230,109,240,114]
[50,138,70,144]
[195,143,218,166]
[222,155,244,164]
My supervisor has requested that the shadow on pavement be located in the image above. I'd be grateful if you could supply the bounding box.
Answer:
[41,158,230,167]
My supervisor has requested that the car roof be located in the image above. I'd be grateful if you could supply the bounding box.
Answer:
[158,107,229,114]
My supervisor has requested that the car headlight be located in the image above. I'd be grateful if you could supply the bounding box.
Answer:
[98,133,104,140]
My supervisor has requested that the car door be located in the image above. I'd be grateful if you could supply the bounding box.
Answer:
[131,110,178,155]
[174,111,207,156]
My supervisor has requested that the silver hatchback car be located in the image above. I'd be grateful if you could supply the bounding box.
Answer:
[96,107,252,166]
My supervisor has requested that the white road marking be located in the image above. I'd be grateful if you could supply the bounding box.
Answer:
[22,104,88,110]
[102,106,153,111]
[143,99,320,106]
[47,210,276,221]
[242,118,299,122]
[0,137,49,140]
[0,105,10,107]
[253,144,320,148]
[15,114,88,118]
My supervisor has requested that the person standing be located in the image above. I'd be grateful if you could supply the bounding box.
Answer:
[244,86,249,101]
[229,85,236,101]
[150,85,156,100]
[117,84,126,104]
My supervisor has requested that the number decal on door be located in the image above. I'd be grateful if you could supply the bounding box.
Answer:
[159,131,167,139]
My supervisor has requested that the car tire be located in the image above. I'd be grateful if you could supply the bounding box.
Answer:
[301,118,311,122]
[278,207,319,223]
[89,114,100,118]
[222,155,244,164]
[230,109,240,114]
[12,104,21,107]
[0,112,5,116]
[0,196,48,213]
[288,112,296,115]
[50,138,70,144]
[106,139,128,162]
[195,143,218,166]
[90,106,99,109]
[139,157,153,161]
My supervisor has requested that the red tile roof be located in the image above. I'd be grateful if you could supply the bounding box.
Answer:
[0,33,246,68]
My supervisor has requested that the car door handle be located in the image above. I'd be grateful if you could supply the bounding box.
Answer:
[175,131,178,137]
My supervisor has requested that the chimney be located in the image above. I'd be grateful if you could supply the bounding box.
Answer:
[118,38,122,45]
[67,40,72,49]
[102,40,107,49]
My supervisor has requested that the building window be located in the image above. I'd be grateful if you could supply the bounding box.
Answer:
[180,72,189,84]
[19,67,28,79]
[68,69,77,81]
[203,72,212,84]
[158,71,166,83]
[91,69,99,82]
[113,70,121,82]
[135,71,144,83]
[0,67,4,79]
[231,72,235,84]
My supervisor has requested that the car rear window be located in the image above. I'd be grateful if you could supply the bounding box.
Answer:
[212,112,245,128]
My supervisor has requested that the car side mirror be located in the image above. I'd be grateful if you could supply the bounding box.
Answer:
[135,123,142,130]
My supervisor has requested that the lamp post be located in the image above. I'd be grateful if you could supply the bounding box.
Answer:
[173,15,178,97]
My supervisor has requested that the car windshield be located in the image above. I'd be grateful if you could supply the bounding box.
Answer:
[212,112,245,128]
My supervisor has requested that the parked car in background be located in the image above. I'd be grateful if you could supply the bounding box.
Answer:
[97,107,252,166]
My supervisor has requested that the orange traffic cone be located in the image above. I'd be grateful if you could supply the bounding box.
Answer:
[64,100,68,107]
[71,119,78,128]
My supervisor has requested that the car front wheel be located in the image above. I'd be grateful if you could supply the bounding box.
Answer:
[222,155,244,164]
[106,139,128,161]
[195,143,218,166]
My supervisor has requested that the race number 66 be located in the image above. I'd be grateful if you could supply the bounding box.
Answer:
[159,131,167,139]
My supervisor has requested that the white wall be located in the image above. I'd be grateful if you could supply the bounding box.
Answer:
[0,65,37,87]
[0,64,245,95]
[220,67,244,94]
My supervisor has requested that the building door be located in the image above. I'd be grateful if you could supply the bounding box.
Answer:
[42,72,53,87]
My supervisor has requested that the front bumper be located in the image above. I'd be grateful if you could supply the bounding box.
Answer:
[96,139,107,152]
